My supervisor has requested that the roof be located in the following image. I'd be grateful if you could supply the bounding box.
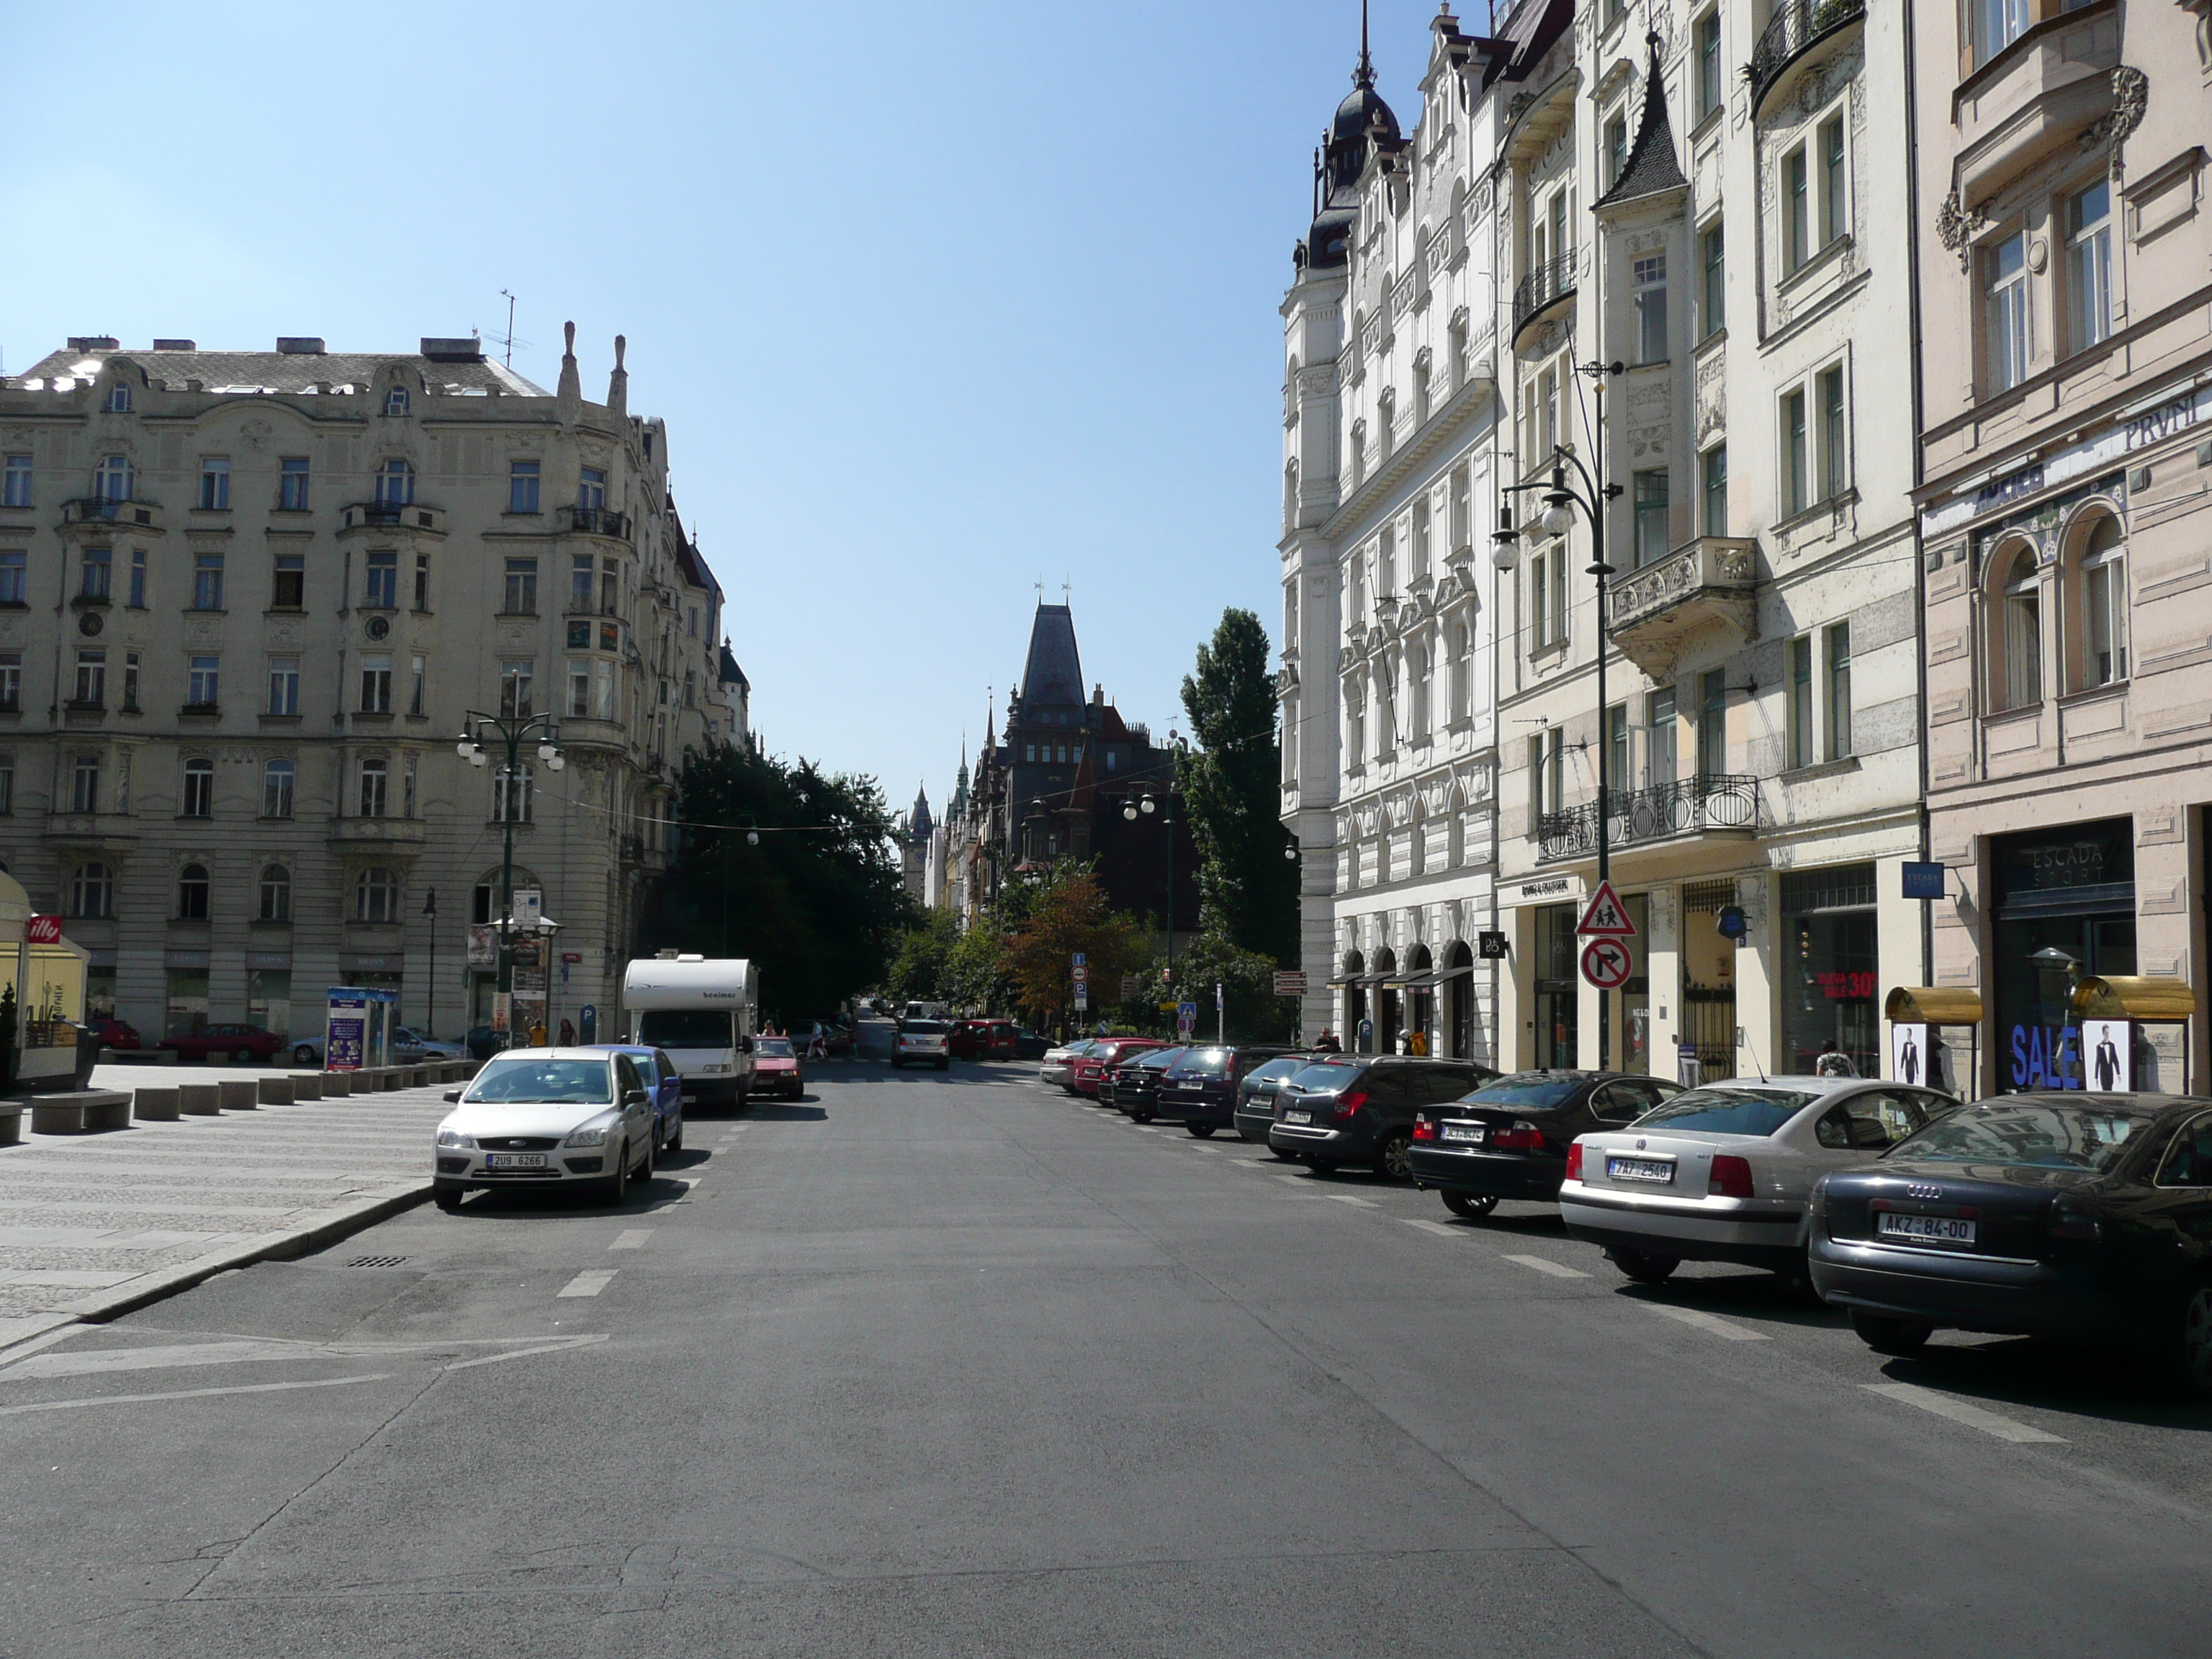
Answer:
[1593,40,1688,212]
[719,643,748,688]
[13,344,549,397]
[1019,604,1085,709]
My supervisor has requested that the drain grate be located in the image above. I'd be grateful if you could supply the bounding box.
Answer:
[346,1255,408,1268]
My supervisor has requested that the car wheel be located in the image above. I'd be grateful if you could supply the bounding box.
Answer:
[1442,1190,1498,1220]
[1608,1247,1679,1285]
[891,1058,903,1070]
[1374,1130,1414,1182]
[637,1133,655,1183]
[1186,1124,1216,1139]
[1131,1110,1154,1125]
[293,1044,318,1066]
[604,1139,631,1205]
[667,1121,683,1154]
[1851,1309,1934,1356]
[233,1048,254,1063]
[2177,1287,2212,1398]
[1305,1157,1338,1174]
[935,1058,949,1071]
[433,1183,464,1212]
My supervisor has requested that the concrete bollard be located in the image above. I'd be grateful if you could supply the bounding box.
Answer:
[135,1086,181,1122]
[257,1076,294,1106]
[379,1069,403,1092]
[217,1079,259,1112]
[409,1066,429,1089]
[322,1071,352,1097]
[289,1072,321,1101]
[179,1083,221,1115]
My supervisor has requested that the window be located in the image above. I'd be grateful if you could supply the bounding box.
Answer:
[403,754,417,819]
[1791,635,1816,768]
[1701,444,1727,536]
[364,549,397,609]
[73,649,105,706]
[570,553,593,610]
[0,753,12,815]
[259,863,291,921]
[122,651,140,712]
[192,552,225,610]
[1986,230,2031,393]
[1997,548,2043,710]
[2078,516,2128,688]
[413,552,430,610]
[1605,113,1629,189]
[494,763,534,824]
[278,457,310,511]
[385,386,410,416]
[1695,9,1722,121]
[94,454,132,503]
[0,550,22,604]
[81,545,111,600]
[1820,114,1847,246]
[271,552,304,610]
[70,861,112,918]
[1346,689,1366,768]
[1378,527,1397,597]
[1701,222,1725,338]
[577,467,607,511]
[105,383,131,413]
[186,654,220,708]
[359,758,388,818]
[263,758,295,819]
[1785,144,1810,273]
[198,457,230,511]
[1781,387,1809,516]
[594,660,615,719]
[177,863,210,920]
[568,658,591,717]
[374,459,414,506]
[128,548,145,608]
[2,454,30,508]
[355,867,399,923]
[1606,703,1630,796]
[409,655,426,716]
[599,560,618,615]
[503,557,538,614]
[0,651,19,711]
[1633,254,1667,364]
[1646,687,1678,788]
[1377,391,1395,462]
[2067,179,2113,354]
[509,460,540,513]
[71,754,99,814]
[1817,364,1848,501]
[181,756,213,817]
[1529,540,1569,650]
[500,659,534,719]
[1531,727,1566,817]
[1977,0,2029,64]
[1698,667,1727,775]
[1825,622,1853,760]
[359,654,392,714]
[1450,464,1471,550]
[1449,316,1470,390]
[1633,469,1670,567]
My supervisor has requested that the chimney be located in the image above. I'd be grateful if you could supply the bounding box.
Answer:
[606,334,628,417]
[67,336,120,353]
[276,337,325,354]
[556,320,581,418]
[151,338,196,351]
[420,337,484,362]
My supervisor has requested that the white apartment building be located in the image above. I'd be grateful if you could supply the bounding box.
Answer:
[0,327,739,1048]
[1280,7,1509,1060]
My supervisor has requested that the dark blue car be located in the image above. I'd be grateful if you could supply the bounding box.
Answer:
[576,1044,685,1154]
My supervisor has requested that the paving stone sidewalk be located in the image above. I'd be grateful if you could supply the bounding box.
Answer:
[0,1081,448,1352]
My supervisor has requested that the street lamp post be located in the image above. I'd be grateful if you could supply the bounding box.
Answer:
[1123,732,1184,1007]
[457,709,565,1049]
[422,888,438,1041]
[1493,367,1623,1068]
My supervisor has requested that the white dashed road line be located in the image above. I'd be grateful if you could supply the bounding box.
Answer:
[0,1375,391,1416]
[1502,1253,1591,1280]
[609,1230,653,1251]
[557,1269,618,1298]
[1326,1195,1380,1209]
[1863,1382,2067,1444]
[1643,1303,1770,1341]
[1401,1218,1467,1238]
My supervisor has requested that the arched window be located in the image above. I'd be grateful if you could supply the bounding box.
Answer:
[259,864,291,922]
[385,386,410,416]
[1992,547,2042,711]
[2072,514,2128,690]
[355,867,399,922]
[176,863,210,920]
[374,459,414,506]
[70,862,112,919]
[181,757,214,818]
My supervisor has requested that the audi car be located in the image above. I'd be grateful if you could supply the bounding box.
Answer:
[432,1048,659,1208]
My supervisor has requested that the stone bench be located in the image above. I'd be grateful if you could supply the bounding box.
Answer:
[135,1086,181,1122]
[179,1082,220,1115]
[27,1090,133,1135]
[217,1079,259,1112]
[288,1072,322,1101]
[0,1102,19,1146]
[320,1070,351,1097]
[257,1076,294,1106]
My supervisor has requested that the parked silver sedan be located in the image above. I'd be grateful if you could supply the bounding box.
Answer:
[432,1048,657,1210]
[1560,1076,1959,1285]
[1041,1039,1099,1091]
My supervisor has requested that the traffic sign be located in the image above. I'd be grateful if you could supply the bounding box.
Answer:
[1072,965,1089,984]
[1071,952,1087,967]
[1580,937,1634,990]
[1177,1001,1197,1037]
[1272,971,1308,997]
[1575,880,1637,938]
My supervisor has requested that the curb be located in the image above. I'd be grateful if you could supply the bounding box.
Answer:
[0,1182,431,1359]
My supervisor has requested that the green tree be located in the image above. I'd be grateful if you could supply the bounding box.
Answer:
[1180,608,1298,966]
[1170,930,1295,1044]
[1003,863,1149,1033]
[886,909,960,1004]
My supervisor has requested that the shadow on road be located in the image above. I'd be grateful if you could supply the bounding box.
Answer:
[1871,1339,2212,1429]
[741,1102,827,1122]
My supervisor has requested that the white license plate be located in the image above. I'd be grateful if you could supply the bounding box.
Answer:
[1285,1109,1313,1125]
[1180,1081,1205,1091]
[1607,1156,1675,1184]
[484,1153,547,1169]
[1441,1123,1486,1143]
[1879,1212,1977,1246]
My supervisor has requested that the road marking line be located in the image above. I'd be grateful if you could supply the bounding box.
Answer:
[1503,1253,1591,1280]
[557,1269,617,1298]
[1272,1173,1308,1186]
[1643,1304,1770,1341]
[0,1374,390,1416]
[446,1335,610,1370]
[1862,1382,2067,1444]
[1401,1218,1466,1238]
[1326,1194,1379,1208]
[609,1230,653,1251]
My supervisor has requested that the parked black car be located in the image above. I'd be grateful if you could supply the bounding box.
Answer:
[1410,1071,1681,1218]
[1237,1054,1314,1154]
[1271,1056,1498,1179]
[1154,1044,1293,1136]
[1811,1091,2212,1389]
[1111,1046,1191,1120]
[1014,1028,1052,1060]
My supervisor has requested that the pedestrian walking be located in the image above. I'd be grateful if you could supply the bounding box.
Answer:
[1408,1029,1429,1057]
[559,1017,575,1046]
[1313,1028,1341,1053]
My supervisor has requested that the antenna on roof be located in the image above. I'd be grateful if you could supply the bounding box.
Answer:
[495,289,522,368]
[1062,575,1071,604]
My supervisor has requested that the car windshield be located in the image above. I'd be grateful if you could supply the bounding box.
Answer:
[1458,1074,1585,1110]
[1283,1060,1361,1093]
[1634,1086,1820,1137]
[904,1021,946,1035]
[1137,1048,1187,1071]
[1892,1102,2149,1172]
[1176,1049,1233,1075]
[466,1058,613,1105]
[756,1038,794,1057]
[637,1010,733,1048]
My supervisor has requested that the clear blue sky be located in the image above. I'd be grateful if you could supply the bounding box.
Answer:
[0,0,1457,814]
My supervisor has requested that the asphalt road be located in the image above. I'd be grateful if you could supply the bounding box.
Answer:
[2,1064,2208,1657]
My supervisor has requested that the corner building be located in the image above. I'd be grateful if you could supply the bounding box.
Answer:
[0,329,737,1046]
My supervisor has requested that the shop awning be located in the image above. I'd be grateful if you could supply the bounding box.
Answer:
[1398,973,1442,990]
[1431,964,1475,983]
[1324,976,1359,988]
[2072,976,2199,1021]
[1884,986,1984,1025]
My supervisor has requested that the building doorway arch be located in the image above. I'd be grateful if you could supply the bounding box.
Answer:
[1445,940,1475,1059]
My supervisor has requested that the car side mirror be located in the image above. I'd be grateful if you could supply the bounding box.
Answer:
[739,1035,755,1054]
[442,1089,461,1103]
[624,1089,649,1107]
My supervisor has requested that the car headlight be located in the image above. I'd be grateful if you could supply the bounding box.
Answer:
[436,1128,476,1150]
[564,1124,608,1147]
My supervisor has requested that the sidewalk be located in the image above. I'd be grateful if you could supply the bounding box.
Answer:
[0,1075,449,1354]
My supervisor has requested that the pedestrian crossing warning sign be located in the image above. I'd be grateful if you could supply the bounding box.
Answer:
[1575,879,1637,938]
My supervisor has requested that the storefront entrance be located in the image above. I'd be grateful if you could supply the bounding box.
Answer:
[1991,819,2135,1092]
[1533,904,1578,1068]
[1779,863,1878,1076]
[1680,879,1738,1080]
[1445,941,1475,1058]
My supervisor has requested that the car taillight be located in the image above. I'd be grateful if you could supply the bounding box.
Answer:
[1564,1142,1583,1182]
[1709,1154,1755,1199]
[2049,1196,2100,1241]
[1412,1115,1435,1142]
[1492,1121,1545,1152]
[1331,1089,1369,1120]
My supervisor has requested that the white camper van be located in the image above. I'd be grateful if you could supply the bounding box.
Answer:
[622,955,757,1108]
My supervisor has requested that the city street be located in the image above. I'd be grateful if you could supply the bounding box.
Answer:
[1,1064,2206,1657]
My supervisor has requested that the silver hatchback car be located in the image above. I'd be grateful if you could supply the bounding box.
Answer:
[433,1048,657,1209]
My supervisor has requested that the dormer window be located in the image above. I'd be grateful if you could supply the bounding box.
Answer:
[385,386,410,416]
[104,384,132,414]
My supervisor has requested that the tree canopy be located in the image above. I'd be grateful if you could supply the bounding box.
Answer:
[1179,608,1298,968]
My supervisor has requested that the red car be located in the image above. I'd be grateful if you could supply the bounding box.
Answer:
[1071,1038,1165,1097]
[948,1020,1018,1061]
[159,1022,284,1063]
[752,1035,804,1099]
[89,1017,143,1052]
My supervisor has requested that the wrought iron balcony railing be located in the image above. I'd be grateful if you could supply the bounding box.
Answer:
[1746,0,1865,117]
[1511,255,1578,346]
[563,505,631,540]
[1536,773,1760,861]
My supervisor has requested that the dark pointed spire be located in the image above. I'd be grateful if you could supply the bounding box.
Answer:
[1594,30,1689,212]
[1356,0,1375,87]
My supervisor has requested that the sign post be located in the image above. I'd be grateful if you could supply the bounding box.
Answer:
[1575,881,1637,1066]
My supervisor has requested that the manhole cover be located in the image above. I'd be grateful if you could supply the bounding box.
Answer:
[346,1255,408,1268]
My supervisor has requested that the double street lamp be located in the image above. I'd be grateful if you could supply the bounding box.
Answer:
[457,710,565,1048]
[1123,730,1184,997]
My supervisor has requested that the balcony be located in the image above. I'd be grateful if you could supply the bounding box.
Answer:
[1536,774,1761,862]
[1511,256,1578,354]
[341,501,444,534]
[1953,1,2121,205]
[562,505,631,541]
[41,811,140,851]
[325,816,428,851]
[1605,537,1758,677]
[61,497,161,532]
[1746,0,1865,121]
